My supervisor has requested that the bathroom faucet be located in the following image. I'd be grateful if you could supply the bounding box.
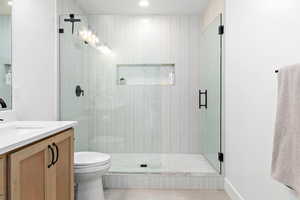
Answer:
[0,98,7,109]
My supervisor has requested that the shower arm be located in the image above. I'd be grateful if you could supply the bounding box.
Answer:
[64,14,81,34]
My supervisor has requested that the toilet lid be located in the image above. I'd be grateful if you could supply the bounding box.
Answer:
[74,152,111,167]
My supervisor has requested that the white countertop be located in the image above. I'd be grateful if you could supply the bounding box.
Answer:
[0,121,77,155]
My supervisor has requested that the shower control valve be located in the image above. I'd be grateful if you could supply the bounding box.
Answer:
[75,85,84,97]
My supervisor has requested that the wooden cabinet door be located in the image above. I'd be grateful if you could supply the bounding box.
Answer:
[10,138,53,200]
[0,156,6,200]
[53,129,74,200]
[0,157,6,197]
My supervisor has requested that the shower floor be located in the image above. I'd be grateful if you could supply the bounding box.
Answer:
[108,154,217,175]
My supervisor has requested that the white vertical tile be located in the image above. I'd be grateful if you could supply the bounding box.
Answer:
[86,15,202,154]
[104,174,224,190]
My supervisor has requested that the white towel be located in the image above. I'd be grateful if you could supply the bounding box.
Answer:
[272,64,300,194]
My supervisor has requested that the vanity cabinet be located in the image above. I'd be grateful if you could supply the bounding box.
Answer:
[52,130,74,200]
[10,137,53,200]
[0,128,74,200]
[0,157,6,198]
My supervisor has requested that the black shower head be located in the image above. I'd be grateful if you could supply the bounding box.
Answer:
[64,13,81,34]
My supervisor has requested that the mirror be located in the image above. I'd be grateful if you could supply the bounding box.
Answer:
[0,0,12,111]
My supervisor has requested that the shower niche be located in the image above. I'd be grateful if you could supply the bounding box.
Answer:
[117,64,175,86]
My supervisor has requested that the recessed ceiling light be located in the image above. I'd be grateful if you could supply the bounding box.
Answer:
[7,1,13,6]
[139,0,149,8]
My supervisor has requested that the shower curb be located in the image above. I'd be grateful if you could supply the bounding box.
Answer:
[103,173,224,190]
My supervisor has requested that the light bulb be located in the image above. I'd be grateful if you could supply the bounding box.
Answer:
[97,45,114,56]
[86,31,92,42]
[87,30,92,37]
[139,0,149,8]
[7,1,13,6]
[141,18,150,24]
[95,37,99,44]
[79,30,89,41]
[91,34,98,45]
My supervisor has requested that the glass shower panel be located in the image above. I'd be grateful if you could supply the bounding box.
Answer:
[200,15,222,173]
[59,14,164,172]
[59,14,90,151]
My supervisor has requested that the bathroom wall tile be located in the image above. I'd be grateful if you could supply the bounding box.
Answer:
[86,15,202,154]
[103,174,224,190]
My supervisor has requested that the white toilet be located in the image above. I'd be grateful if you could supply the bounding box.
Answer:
[74,152,111,200]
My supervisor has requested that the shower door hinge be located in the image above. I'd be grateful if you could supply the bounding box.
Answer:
[218,152,224,162]
[59,28,64,34]
[218,25,224,35]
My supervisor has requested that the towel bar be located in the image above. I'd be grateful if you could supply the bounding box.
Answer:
[286,185,295,191]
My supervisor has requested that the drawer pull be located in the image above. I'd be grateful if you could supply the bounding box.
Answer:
[48,145,55,168]
[52,143,59,165]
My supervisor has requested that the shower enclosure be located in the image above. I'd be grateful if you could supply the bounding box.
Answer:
[59,14,223,177]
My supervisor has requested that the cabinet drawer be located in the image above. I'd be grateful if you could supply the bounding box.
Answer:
[0,158,5,195]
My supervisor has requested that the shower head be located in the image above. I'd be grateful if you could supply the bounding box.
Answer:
[64,14,81,34]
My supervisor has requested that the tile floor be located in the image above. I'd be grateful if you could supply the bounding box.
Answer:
[104,189,231,200]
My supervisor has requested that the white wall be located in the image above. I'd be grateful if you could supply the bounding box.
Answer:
[86,15,202,153]
[1,0,84,121]
[13,0,57,120]
[58,0,84,15]
[225,0,300,199]
[202,0,224,30]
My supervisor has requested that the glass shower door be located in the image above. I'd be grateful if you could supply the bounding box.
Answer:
[200,15,223,173]
[59,14,165,172]
[59,14,90,152]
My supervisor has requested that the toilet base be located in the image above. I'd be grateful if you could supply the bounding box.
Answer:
[76,176,105,200]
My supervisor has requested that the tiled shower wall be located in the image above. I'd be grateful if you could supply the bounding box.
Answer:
[86,15,202,154]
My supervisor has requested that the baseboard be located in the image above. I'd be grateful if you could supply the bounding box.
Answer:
[224,178,245,200]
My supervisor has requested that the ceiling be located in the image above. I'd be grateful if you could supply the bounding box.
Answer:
[0,0,11,15]
[76,0,209,15]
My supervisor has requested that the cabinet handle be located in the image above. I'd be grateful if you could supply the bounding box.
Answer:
[48,145,55,168]
[52,143,59,165]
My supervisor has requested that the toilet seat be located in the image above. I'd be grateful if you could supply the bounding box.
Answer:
[75,162,111,174]
[75,152,111,168]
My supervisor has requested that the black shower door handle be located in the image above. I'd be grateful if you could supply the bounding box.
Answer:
[199,89,208,109]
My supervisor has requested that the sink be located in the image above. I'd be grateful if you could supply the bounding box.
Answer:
[0,123,45,135]
[16,126,44,130]
[0,120,77,155]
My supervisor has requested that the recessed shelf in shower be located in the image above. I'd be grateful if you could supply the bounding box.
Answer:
[117,64,175,86]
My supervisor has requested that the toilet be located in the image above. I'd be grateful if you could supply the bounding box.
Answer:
[74,152,111,200]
